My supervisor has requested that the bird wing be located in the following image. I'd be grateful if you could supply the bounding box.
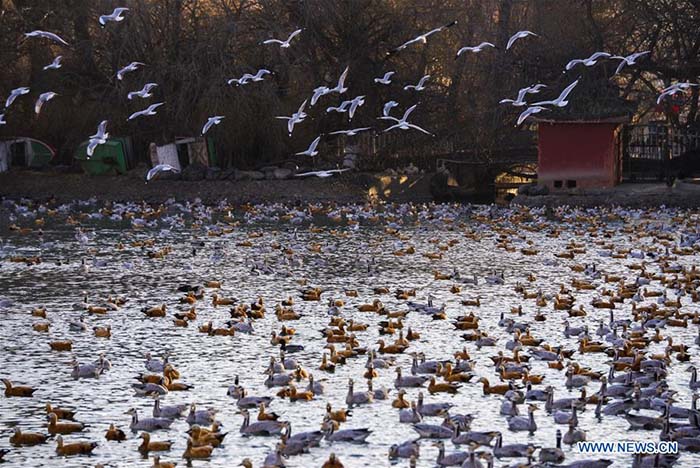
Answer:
[45,31,70,46]
[87,140,99,157]
[506,33,520,50]
[148,102,164,112]
[34,97,45,115]
[402,104,418,121]
[328,130,348,135]
[418,75,430,87]
[297,99,308,114]
[614,60,627,75]
[287,29,303,43]
[456,46,471,57]
[588,52,611,61]
[406,123,433,135]
[308,136,321,153]
[336,67,349,90]
[565,59,583,71]
[97,120,108,137]
[263,39,284,45]
[557,79,579,102]
[128,109,146,120]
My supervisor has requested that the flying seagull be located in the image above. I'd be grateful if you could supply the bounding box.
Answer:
[276,100,308,136]
[43,55,63,71]
[382,101,399,117]
[202,116,225,135]
[500,84,547,106]
[531,79,579,107]
[146,164,179,182]
[388,21,458,55]
[295,168,349,178]
[310,86,331,106]
[262,29,303,48]
[382,104,434,136]
[374,71,395,85]
[5,87,30,108]
[249,69,272,82]
[25,30,70,47]
[516,106,549,126]
[35,92,58,115]
[656,82,699,105]
[326,100,352,114]
[565,52,611,71]
[506,30,537,50]
[329,127,372,137]
[0,113,6,126]
[456,42,496,58]
[127,83,158,100]
[99,7,129,26]
[347,96,365,120]
[611,51,650,75]
[128,102,164,121]
[227,76,251,86]
[329,67,350,95]
[404,75,430,92]
[87,120,109,157]
[295,136,322,157]
[117,62,145,81]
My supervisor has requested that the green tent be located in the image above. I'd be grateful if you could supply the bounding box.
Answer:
[74,138,134,175]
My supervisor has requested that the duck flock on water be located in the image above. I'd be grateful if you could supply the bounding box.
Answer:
[1,198,700,467]
[4,6,700,180]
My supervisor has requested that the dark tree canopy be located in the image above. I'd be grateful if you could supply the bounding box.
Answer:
[1,0,698,168]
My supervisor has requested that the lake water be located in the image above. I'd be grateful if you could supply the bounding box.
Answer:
[0,199,699,467]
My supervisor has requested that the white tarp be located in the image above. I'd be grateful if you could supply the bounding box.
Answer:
[155,143,180,171]
[0,142,8,172]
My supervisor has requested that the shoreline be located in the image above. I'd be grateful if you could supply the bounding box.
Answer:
[3,170,700,208]
[0,170,434,205]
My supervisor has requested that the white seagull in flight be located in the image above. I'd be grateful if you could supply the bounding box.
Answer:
[500,84,547,107]
[295,136,322,157]
[117,62,145,81]
[128,102,164,121]
[262,29,303,48]
[611,51,650,75]
[127,83,158,100]
[295,168,349,178]
[404,75,430,92]
[382,104,434,136]
[43,56,63,71]
[25,30,70,47]
[456,42,496,58]
[87,120,109,157]
[310,86,331,106]
[35,92,58,115]
[516,106,549,126]
[326,100,352,114]
[276,99,308,136]
[531,79,579,107]
[328,67,350,95]
[506,30,537,50]
[374,71,395,85]
[656,82,699,105]
[382,101,399,117]
[99,7,129,26]
[5,87,30,108]
[329,127,372,137]
[388,21,458,55]
[146,164,179,181]
[565,52,611,71]
[202,116,225,135]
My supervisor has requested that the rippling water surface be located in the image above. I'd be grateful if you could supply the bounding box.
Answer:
[0,201,699,467]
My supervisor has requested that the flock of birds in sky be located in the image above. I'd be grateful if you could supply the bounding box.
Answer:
[1,7,700,181]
